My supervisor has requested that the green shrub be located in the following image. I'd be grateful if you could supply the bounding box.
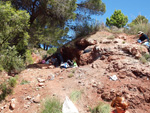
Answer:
[128,15,148,27]
[25,49,33,65]
[20,79,30,85]
[0,46,25,74]
[109,26,125,33]
[143,53,150,60]
[70,90,82,102]
[71,69,75,73]
[0,76,18,101]
[8,77,17,87]
[47,47,57,55]
[68,73,74,78]
[140,56,147,64]
[0,83,12,101]
[140,53,150,64]
[125,23,150,36]
[0,65,3,71]
[41,97,62,113]
[122,41,126,44]
[107,35,115,40]
[90,102,111,113]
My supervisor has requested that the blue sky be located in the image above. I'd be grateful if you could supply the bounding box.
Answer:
[67,0,150,39]
[96,0,150,24]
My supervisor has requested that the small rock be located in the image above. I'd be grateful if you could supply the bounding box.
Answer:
[100,55,105,60]
[10,98,16,110]
[113,40,118,43]
[0,105,7,110]
[26,96,32,100]
[143,93,150,103]
[116,91,122,96]
[97,88,104,94]
[126,72,136,78]
[123,36,127,40]
[48,74,55,80]
[38,83,44,87]
[62,88,66,90]
[47,65,54,69]
[124,94,131,99]
[42,67,47,69]
[101,92,112,101]
[59,77,64,79]
[102,39,112,44]
[78,81,82,83]
[1,107,4,110]
[4,105,7,109]
[110,89,115,93]
[119,74,126,79]
[81,83,85,86]
[92,83,97,87]
[53,93,56,96]
[91,63,99,69]
[37,78,45,83]
[24,104,30,109]
[137,86,146,93]
[33,94,41,103]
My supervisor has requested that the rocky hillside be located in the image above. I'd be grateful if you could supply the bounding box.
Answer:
[0,31,150,113]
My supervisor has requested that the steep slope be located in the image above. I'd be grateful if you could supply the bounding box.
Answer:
[0,31,150,113]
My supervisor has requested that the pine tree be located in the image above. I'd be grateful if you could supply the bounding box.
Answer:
[106,10,128,28]
[2,0,106,46]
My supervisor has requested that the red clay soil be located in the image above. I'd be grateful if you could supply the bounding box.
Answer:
[0,31,150,113]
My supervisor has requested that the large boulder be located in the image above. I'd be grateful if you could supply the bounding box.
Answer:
[79,45,101,65]
[61,39,99,65]
[75,38,97,49]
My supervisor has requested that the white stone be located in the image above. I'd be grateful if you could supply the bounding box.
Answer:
[10,98,16,110]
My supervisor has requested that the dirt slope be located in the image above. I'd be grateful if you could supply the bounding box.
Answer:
[0,31,150,113]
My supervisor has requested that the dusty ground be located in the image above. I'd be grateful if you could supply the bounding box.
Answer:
[0,31,150,113]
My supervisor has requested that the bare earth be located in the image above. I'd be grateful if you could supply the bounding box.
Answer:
[0,31,150,113]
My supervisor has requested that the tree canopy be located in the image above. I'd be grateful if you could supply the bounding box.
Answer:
[3,0,77,25]
[128,15,149,27]
[70,0,106,38]
[0,1,30,73]
[0,1,30,51]
[2,0,106,47]
[77,0,106,15]
[106,10,128,28]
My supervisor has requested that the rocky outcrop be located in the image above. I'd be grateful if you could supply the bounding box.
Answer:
[60,39,99,65]
[60,33,149,67]
[75,38,98,49]
[120,44,148,58]
[79,45,101,65]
